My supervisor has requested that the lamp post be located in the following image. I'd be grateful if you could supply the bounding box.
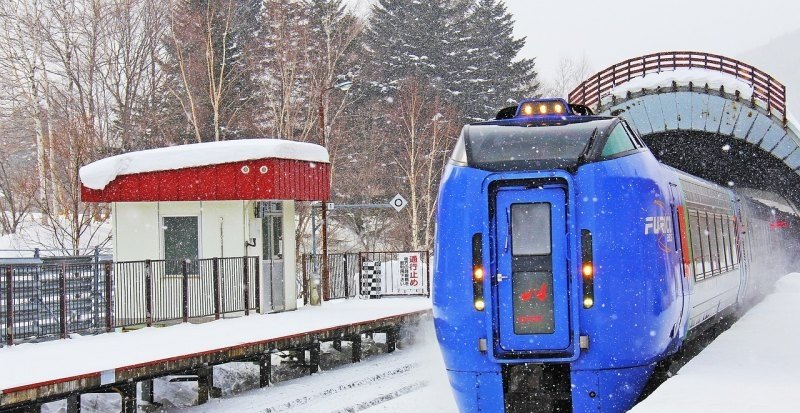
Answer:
[311,80,352,306]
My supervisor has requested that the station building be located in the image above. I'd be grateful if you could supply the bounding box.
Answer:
[80,139,330,315]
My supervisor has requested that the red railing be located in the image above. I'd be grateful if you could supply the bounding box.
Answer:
[568,51,786,122]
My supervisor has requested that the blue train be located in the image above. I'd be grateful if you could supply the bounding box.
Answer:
[432,98,800,412]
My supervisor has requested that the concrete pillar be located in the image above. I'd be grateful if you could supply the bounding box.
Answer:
[66,394,81,413]
[259,354,271,388]
[197,366,213,405]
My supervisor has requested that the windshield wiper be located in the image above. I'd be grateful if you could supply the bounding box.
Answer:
[577,127,599,164]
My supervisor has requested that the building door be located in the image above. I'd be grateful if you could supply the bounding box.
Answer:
[261,202,285,311]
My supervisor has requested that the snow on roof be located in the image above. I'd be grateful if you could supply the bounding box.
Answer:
[80,139,329,190]
[601,68,756,103]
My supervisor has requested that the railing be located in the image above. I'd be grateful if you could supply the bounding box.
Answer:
[1,256,259,346]
[113,256,259,328]
[568,51,787,122]
[301,253,359,303]
[1,262,112,346]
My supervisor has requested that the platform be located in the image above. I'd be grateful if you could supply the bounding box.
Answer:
[0,297,432,410]
[632,273,800,412]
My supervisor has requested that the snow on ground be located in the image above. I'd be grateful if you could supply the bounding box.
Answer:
[0,297,431,391]
[600,68,757,103]
[631,272,800,413]
[171,319,458,413]
[79,139,329,190]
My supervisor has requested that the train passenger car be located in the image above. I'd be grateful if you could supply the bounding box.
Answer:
[432,98,798,413]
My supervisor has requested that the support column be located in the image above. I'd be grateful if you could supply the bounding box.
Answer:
[197,366,213,405]
[387,328,398,353]
[66,394,81,413]
[117,383,137,413]
[140,379,155,405]
[351,334,362,363]
[309,342,320,374]
[259,354,271,388]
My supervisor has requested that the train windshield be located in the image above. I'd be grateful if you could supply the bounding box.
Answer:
[463,119,612,171]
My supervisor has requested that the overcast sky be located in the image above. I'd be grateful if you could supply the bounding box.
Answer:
[505,0,800,81]
[348,0,800,87]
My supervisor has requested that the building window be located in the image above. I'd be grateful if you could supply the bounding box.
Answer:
[163,216,200,261]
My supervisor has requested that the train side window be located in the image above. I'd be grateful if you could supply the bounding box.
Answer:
[687,211,701,279]
[730,218,739,264]
[600,124,637,157]
[690,212,706,280]
[707,213,720,274]
[698,214,712,278]
[717,216,731,270]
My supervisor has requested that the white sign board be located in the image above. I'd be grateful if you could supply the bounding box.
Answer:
[390,194,407,212]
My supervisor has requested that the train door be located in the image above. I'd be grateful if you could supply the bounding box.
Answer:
[494,186,570,352]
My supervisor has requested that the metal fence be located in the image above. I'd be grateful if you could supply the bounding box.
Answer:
[113,256,259,328]
[301,253,359,303]
[1,262,112,346]
[358,251,430,297]
[568,51,788,123]
[1,256,259,346]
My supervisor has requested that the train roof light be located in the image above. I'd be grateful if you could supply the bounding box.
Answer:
[516,98,573,118]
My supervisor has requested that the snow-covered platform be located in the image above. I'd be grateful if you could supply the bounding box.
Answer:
[0,298,431,410]
[632,273,800,413]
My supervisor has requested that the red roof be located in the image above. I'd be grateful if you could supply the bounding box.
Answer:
[81,158,330,202]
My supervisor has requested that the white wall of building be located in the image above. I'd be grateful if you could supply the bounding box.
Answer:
[112,200,297,313]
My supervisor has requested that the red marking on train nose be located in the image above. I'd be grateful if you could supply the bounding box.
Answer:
[535,282,548,302]
[520,289,533,302]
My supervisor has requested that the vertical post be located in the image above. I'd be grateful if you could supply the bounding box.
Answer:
[197,365,212,405]
[343,254,349,298]
[118,383,137,413]
[309,342,320,374]
[92,249,100,330]
[141,379,155,405]
[59,264,67,339]
[5,266,13,346]
[387,327,397,353]
[322,204,329,302]
[254,258,260,314]
[351,334,362,363]
[243,257,250,316]
[302,254,309,305]
[66,394,81,413]
[259,353,271,387]
[425,251,431,298]
[145,260,153,327]
[212,258,220,320]
[182,260,189,323]
[105,263,113,332]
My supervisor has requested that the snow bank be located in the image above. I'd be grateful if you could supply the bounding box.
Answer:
[79,139,329,190]
[601,68,756,103]
[631,273,800,413]
[0,297,430,391]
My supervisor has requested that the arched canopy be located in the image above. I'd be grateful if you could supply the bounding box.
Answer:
[569,51,800,207]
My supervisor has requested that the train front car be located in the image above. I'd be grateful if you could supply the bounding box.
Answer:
[433,98,688,413]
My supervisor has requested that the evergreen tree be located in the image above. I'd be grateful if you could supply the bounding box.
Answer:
[460,0,538,120]
[362,0,471,99]
[362,0,536,121]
